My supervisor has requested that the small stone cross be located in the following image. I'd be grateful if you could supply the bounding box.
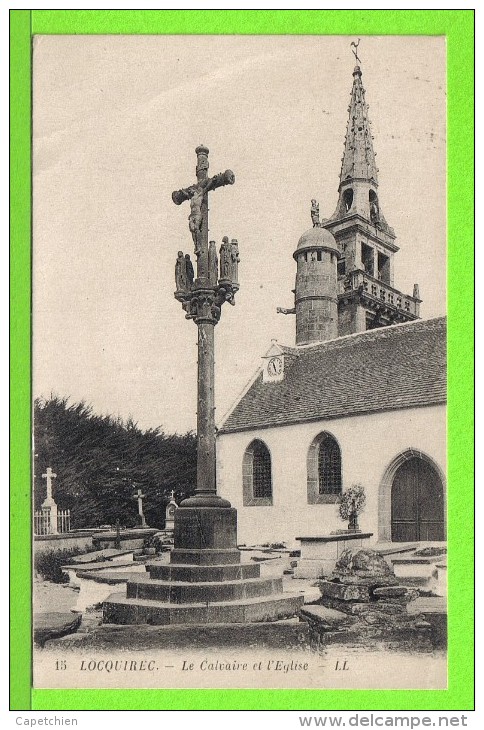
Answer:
[133,488,146,526]
[42,467,57,501]
[169,490,176,501]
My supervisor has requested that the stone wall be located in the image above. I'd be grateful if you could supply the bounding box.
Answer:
[34,531,95,556]
[217,403,445,547]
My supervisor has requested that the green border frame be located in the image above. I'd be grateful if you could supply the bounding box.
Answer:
[10,9,474,711]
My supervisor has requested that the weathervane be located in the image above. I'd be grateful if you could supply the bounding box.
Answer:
[350,38,361,65]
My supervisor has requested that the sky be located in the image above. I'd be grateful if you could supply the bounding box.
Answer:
[33,35,446,435]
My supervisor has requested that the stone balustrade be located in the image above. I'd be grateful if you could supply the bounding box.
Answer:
[338,270,420,317]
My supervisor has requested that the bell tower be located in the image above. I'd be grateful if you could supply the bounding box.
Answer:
[278,46,421,343]
[324,57,421,335]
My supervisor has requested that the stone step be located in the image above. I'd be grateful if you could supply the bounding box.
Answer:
[79,570,147,585]
[63,560,138,573]
[147,561,260,583]
[126,575,283,603]
[103,591,304,625]
[69,548,134,564]
[170,548,241,566]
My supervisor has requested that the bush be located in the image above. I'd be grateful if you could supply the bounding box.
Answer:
[34,547,88,583]
[339,484,366,522]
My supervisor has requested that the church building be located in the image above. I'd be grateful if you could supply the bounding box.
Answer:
[216,58,446,547]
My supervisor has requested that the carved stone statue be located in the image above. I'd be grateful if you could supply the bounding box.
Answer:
[219,236,232,282]
[175,251,187,292]
[311,199,320,227]
[208,240,218,286]
[230,238,240,286]
[188,188,204,255]
[185,254,194,287]
[370,201,380,225]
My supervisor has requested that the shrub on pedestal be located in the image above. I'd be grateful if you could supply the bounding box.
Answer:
[339,484,366,532]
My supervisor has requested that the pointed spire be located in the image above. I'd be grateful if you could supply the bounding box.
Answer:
[339,61,378,187]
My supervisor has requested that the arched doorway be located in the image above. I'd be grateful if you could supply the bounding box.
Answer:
[391,456,445,542]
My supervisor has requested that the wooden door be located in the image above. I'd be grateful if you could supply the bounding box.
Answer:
[391,457,445,542]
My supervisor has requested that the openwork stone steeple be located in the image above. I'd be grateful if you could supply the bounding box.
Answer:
[340,66,378,187]
[279,44,421,343]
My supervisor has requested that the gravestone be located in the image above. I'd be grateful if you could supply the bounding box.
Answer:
[132,488,147,527]
[41,467,58,535]
[165,490,177,531]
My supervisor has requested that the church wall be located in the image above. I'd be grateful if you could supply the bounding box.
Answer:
[217,404,445,547]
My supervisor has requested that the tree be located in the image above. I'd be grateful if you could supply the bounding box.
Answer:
[33,395,196,529]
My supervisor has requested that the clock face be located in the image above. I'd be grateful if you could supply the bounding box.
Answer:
[267,356,283,376]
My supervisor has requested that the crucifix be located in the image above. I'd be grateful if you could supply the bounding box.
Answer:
[172,145,238,507]
[132,487,147,527]
[42,467,57,503]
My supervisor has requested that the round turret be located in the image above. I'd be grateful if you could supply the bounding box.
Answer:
[294,226,339,259]
[293,226,340,345]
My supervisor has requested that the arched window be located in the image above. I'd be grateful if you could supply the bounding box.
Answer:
[307,432,342,504]
[343,188,353,213]
[369,190,380,225]
[242,439,273,506]
[318,436,342,495]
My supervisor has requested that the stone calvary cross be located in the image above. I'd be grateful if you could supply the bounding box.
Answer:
[172,145,239,508]
[132,487,146,527]
[100,147,304,624]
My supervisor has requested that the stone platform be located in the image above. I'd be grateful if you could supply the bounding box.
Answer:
[103,506,304,625]
[294,531,373,578]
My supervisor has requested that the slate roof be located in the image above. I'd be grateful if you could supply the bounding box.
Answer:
[219,317,446,434]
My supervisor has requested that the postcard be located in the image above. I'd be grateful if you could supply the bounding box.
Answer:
[10,14,472,710]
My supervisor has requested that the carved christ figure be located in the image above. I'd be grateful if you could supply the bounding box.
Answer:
[180,176,220,256]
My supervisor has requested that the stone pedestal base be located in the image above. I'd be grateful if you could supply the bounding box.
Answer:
[294,532,373,578]
[103,506,304,626]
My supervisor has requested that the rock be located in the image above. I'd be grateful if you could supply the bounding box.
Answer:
[414,546,447,557]
[350,602,405,616]
[362,612,382,625]
[330,548,398,588]
[319,580,370,602]
[34,611,82,647]
[334,548,396,578]
[330,574,398,587]
[372,586,407,598]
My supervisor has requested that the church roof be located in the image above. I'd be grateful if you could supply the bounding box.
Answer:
[218,317,446,434]
[340,65,378,185]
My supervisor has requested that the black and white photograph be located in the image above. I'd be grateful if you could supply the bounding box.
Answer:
[32,34,447,690]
